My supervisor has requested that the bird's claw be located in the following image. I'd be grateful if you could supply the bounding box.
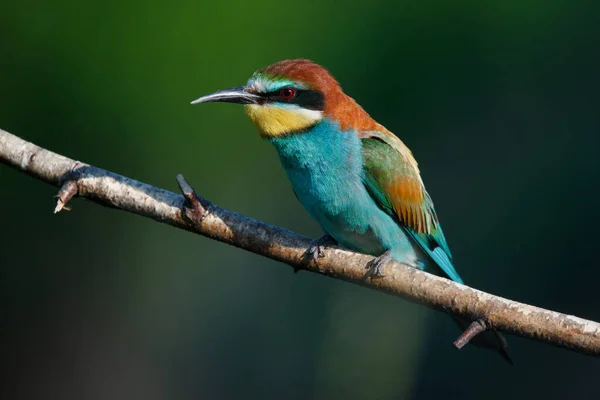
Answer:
[303,234,336,263]
[366,250,393,278]
[297,234,335,273]
[308,244,324,260]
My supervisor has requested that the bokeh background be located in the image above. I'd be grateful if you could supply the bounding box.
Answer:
[1,1,599,399]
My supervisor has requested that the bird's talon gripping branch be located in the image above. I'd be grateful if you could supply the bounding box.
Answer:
[54,179,78,214]
[305,234,335,262]
[176,174,209,225]
[453,319,488,350]
[365,250,393,278]
[298,234,336,273]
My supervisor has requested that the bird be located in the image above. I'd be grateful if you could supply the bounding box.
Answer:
[191,59,511,363]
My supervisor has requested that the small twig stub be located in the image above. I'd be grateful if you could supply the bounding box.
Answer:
[54,180,78,213]
[176,174,209,224]
[453,319,488,350]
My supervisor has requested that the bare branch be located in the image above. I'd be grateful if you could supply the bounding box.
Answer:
[2,127,600,357]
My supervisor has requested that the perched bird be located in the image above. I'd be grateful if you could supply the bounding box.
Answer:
[191,59,510,363]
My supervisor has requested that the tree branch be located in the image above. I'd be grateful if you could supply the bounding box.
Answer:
[2,127,600,357]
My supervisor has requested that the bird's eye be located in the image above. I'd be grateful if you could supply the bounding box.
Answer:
[280,87,296,99]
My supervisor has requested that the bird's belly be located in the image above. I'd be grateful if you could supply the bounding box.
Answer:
[316,205,387,256]
[290,174,422,267]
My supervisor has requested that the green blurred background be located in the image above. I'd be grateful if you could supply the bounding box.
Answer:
[1,0,599,398]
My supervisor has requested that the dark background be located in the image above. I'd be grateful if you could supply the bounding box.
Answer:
[1,1,599,399]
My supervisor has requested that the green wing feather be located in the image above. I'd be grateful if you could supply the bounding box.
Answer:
[360,132,462,283]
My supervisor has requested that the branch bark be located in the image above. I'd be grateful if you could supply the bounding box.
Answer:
[2,127,600,357]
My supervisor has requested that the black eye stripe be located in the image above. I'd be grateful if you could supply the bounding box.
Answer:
[295,90,325,111]
[261,87,325,111]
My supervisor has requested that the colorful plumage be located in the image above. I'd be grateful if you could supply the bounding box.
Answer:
[191,59,510,363]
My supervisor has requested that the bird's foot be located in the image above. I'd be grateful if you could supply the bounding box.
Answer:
[301,234,336,271]
[365,250,393,278]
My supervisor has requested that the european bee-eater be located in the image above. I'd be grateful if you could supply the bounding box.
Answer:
[191,59,510,363]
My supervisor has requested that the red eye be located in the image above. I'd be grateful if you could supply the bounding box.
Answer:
[280,87,296,99]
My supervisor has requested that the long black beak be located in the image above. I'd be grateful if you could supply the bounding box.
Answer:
[190,86,261,105]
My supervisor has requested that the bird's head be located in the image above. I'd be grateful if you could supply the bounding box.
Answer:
[191,59,381,138]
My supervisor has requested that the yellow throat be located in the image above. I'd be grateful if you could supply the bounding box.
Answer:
[245,105,323,137]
